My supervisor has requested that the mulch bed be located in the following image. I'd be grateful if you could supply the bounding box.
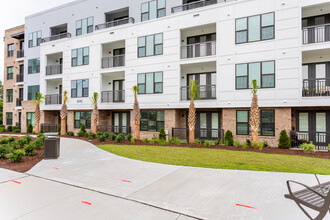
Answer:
[58,135,330,160]
[0,135,44,173]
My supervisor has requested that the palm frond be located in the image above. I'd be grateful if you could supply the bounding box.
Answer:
[251,80,259,94]
[133,85,139,99]
[90,92,99,105]
[190,80,200,100]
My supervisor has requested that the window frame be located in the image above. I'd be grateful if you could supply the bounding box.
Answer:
[28,31,42,48]
[71,79,89,98]
[137,72,163,94]
[235,60,275,90]
[235,12,275,44]
[140,110,165,132]
[7,66,13,80]
[76,17,94,36]
[6,112,13,126]
[28,58,40,74]
[6,89,13,103]
[74,111,91,129]
[141,0,166,22]
[7,44,14,57]
[72,47,89,67]
[138,33,163,58]
[27,85,40,100]
[26,112,35,127]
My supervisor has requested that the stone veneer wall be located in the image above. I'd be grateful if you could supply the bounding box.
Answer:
[222,108,292,147]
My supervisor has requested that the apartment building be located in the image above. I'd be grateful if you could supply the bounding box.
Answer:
[3,0,330,149]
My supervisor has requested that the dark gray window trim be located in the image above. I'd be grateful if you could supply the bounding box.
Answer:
[140,110,165,132]
[138,33,163,58]
[71,47,89,67]
[137,72,163,94]
[71,79,89,98]
[141,0,166,22]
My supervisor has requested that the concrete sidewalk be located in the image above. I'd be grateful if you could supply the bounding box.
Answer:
[2,138,329,219]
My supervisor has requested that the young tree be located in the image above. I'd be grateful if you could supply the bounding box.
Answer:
[250,80,260,145]
[132,86,141,140]
[188,80,199,143]
[60,91,68,135]
[34,92,44,134]
[91,92,99,134]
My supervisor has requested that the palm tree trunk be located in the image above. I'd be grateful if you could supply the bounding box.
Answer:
[35,121,40,134]
[60,117,67,135]
[134,120,140,140]
[250,93,260,144]
[35,104,40,134]
[188,98,196,143]
[92,118,98,134]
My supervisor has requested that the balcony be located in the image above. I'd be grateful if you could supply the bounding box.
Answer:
[101,90,125,103]
[290,130,329,151]
[303,24,330,44]
[102,55,125,69]
[302,78,330,97]
[17,49,24,58]
[16,98,22,107]
[181,85,216,100]
[97,125,131,135]
[16,74,24,83]
[45,94,62,105]
[46,64,63,76]
[171,0,218,13]
[41,33,71,43]
[95,17,134,31]
[181,41,216,59]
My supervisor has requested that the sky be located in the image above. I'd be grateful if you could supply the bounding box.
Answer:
[0,0,75,82]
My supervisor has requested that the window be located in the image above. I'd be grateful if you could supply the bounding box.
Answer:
[7,67,13,80]
[138,72,163,94]
[72,47,89,66]
[236,12,274,44]
[74,112,91,129]
[236,110,275,136]
[28,58,40,74]
[6,89,13,102]
[28,31,42,48]
[141,0,166,22]
[76,17,93,36]
[6,113,13,126]
[71,79,89,98]
[27,112,35,127]
[140,110,165,132]
[138,33,163,57]
[28,85,40,100]
[236,61,275,89]
[7,44,14,57]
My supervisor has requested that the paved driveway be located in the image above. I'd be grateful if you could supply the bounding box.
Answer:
[1,138,329,219]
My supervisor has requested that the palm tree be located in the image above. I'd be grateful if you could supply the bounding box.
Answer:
[60,91,68,135]
[132,86,141,140]
[250,79,260,145]
[34,92,44,134]
[91,92,99,134]
[188,80,199,143]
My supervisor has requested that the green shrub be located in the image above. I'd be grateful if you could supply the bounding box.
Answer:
[150,138,156,144]
[0,125,5,128]
[0,127,8,132]
[33,139,44,149]
[77,131,85,137]
[24,143,36,156]
[116,134,125,143]
[195,139,200,144]
[131,138,135,144]
[219,139,223,145]
[214,140,219,145]
[246,139,251,147]
[259,142,264,150]
[88,132,97,139]
[97,134,107,142]
[96,131,103,136]
[80,124,86,134]
[142,137,148,143]
[0,138,8,145]
[168,137,174,144]
[158,128,166,141]
[242,142,248,149]
[224,130,234,146]
[17,138,28,147]
[185,139,188,144]
[126,133,132,141]
[13,127,21,133]
[0,145,7,158]
[57,125,61,133]
[204,140,210,147]
[252,142,258,148]
[278,130,290,149]
[174,138,181,146]
[7,126,13,132]
[110,132,117,140]
[37,134,46,143]
[199,140,203,145]
[66,131,74,136]
[6,149,25,162]
[24,135,32,143]
[301,142,315,153]
[27,124,33,133]
[263,140,269,148]
[234,141,240,147]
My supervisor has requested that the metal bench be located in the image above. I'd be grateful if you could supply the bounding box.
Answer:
[285,176,330,220]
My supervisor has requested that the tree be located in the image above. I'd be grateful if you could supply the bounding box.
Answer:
[188,80,199,143]
[250,80,260,145]
[34,92,44,134]
[91,92,99,134]
[132,86,141,140]
[60,91,68,135]
[278,130,290,149]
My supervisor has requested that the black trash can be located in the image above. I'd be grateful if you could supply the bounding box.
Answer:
[44,137,60,159]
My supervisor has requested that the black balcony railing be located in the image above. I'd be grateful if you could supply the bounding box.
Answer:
[46,64,63,75]
[45,94,62,105]
[95,17,135,31]
[172,128,224,140]
[302,78,330,97]
[41,124,60,132]
[16,122,21,129]
[17,49,24,58]
[97,125,131,135]
[41,33,71,43]
[302,23,330,44]
[290,130,329,151]
[16,74,24,83]
[102,55,125,68]
[181,85,216,100]
[16,98,23,107]
[101,90,125,103]
[172,0,218,13]
[181,41,216,59]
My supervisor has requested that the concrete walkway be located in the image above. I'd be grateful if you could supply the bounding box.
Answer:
[1,138,329,219]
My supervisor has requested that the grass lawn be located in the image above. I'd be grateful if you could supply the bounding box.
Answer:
[97,144,330,175]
